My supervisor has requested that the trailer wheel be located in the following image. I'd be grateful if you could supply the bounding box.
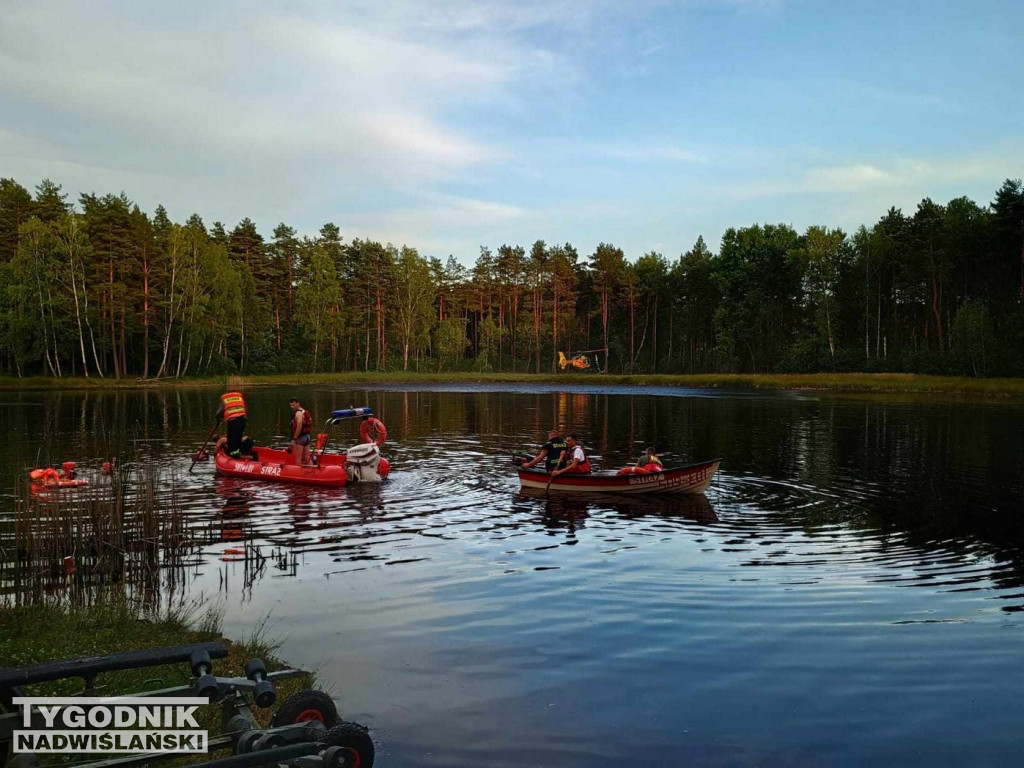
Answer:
[323,723,375,768]
[270,690,339,727]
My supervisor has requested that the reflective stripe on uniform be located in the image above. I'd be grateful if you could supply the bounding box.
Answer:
[221,391,247,420]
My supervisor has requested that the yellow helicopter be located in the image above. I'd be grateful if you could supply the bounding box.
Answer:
[558,351,599,371]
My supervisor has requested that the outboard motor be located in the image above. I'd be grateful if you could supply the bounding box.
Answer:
[345,442,384,483]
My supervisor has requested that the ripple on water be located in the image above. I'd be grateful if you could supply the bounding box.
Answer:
[10,386,1024,767]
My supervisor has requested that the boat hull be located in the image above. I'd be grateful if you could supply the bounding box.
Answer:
[518,459,720,495]
[215,447,349,487]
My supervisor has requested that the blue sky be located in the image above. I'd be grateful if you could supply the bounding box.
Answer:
[1,0,1021,264]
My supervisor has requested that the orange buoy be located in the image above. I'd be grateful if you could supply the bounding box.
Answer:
[359,417,388,446]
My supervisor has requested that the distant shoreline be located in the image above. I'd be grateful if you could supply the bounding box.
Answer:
[5,371,1024,398]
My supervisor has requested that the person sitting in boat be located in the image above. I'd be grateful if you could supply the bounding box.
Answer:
[617,447,664,475]
[289,398,313,465]
[551,434,591,476]
[216,391,247,458]
[521,430,568,473]
[641,447,663,472]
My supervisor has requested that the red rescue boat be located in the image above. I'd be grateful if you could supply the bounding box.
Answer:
[212,407,390,488]
[214,447,349,487]
[517,458,720,495]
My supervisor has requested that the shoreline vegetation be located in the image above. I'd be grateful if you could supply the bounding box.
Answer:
[3,177,1024,384]
[3,371,1024,398]
[0,601,309,730]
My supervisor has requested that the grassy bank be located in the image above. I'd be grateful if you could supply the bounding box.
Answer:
[0,601,311,729]
[4,370,1024,397]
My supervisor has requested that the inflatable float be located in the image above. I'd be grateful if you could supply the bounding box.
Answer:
[28,461,114,497]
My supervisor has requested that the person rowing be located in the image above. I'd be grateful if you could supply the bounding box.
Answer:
[520,429,568,473]
[551,434,591,476]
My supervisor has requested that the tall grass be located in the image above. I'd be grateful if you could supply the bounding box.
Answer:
[3,462,199,609]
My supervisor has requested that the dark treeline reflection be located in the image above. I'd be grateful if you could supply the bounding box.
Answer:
[5,386,1024,577]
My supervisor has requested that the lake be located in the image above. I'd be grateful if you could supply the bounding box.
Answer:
[3,383,1024,767]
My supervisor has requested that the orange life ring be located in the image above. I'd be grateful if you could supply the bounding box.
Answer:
[616,466,649,476]
[359,417,387,446]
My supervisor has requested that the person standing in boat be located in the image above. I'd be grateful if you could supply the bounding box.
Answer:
[215,391,247,458]
[288,398,313,465]
[552,434,591,476]
[521,429,568,473]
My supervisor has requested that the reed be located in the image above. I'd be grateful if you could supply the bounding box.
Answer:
[3,462,201,608]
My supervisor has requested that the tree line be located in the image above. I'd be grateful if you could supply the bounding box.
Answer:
[1,176,1023,379]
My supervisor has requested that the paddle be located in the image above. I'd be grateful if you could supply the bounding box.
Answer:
[544,450,566,494]
[189,421,220,473]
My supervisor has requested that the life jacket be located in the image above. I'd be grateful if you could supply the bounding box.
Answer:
[643,454,663,472]
[221,392,247,420]
[567,447,591,474]
[296,408,313,436]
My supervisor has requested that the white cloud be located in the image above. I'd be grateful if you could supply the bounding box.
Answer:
[0,0,602,230]
[346,193,527,239]
[804,164,892,191]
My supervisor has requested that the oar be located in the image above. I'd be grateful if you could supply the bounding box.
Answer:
[545,469,557,494]
[189,421,219,473]
[545,449,570,494]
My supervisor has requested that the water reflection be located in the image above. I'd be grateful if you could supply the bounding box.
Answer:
[5,385,1024,766]
[516,489,718,526]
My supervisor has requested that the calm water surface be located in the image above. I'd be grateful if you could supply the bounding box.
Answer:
[4,384,1024,767]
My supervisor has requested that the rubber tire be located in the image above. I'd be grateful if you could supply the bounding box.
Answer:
[270,690,339,728]
[322,723,374,768]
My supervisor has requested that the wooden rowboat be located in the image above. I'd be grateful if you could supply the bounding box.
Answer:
[517,458,720,495]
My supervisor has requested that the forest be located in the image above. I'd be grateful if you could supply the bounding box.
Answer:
[0,176,1023,379]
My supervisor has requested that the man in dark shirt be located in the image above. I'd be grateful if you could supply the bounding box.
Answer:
[521,430,568,472]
